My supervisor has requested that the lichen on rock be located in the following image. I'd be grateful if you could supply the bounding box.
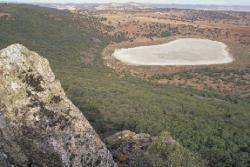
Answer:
[105,130,152,167]
[105,130,204,167]
[0,44,116,167]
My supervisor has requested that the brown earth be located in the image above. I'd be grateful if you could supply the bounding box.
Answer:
[94,8,250,95]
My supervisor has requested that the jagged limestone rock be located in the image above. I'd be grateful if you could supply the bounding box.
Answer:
[0,44,116,167]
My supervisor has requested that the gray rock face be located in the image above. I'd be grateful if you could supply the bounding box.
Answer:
[0,44,115,167]
[105,130,152,167]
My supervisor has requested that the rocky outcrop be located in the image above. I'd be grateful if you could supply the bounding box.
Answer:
[0,44,115,167]
[105,130,152,167]
[105,130,204,167]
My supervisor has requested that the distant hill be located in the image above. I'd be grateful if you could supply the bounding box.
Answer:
[146,4,250,12]
[34,2,148,11]
[32,2,250,12]
[34,3,100,11]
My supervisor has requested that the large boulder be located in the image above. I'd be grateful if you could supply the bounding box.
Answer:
[105,130,204,167]
[0,44,116,167]
[105,130,152,167]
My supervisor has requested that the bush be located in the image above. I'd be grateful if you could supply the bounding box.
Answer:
[161,31,171,37]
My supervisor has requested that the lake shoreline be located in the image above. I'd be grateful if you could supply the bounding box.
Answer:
[102,36,235,76]
[112,38,233,66]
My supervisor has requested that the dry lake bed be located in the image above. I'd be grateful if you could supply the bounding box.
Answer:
[112,38,234,66]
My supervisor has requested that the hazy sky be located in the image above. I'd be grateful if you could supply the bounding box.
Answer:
[1,0,250,5]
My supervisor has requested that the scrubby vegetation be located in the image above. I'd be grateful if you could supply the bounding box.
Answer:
[0,4,249,167]
[153,66,250,96]
[161,31,171,37]
[144,131,204,167]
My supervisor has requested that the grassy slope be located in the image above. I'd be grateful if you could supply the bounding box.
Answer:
[0,4,249,166]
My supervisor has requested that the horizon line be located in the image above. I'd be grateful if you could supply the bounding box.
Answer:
[1,1,250,6]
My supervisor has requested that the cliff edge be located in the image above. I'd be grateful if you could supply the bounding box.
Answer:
[0,44,115,167]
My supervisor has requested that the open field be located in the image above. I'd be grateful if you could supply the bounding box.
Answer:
[93,9,250,43]
[94,8,250,95]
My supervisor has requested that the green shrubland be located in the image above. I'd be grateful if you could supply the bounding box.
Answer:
[161,31,171,37]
